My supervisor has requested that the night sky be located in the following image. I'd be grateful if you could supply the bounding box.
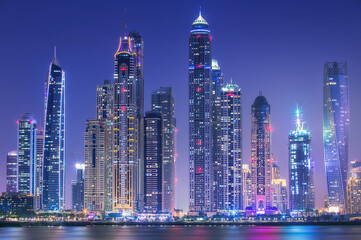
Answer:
[0,0,360,211]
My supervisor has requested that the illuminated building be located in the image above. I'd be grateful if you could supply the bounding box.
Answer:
[189,9,213,212]
[113,32,142,213]
[242,164,252,209]
[270,162,288,213]
[84,120,106,213]
[251,94,272,213]
[35,127,44,209]
[6,151,18,193]
[347,166,361,214]
[151,87,176,213]
[42,47,66,211]
[144,111,163,213]
[289,106,314,215]
[96,80,114,212]
[323,62,349,213]
[211,59,224,211]
[0,192,35,217]
[72,164,85,212]
[220,81,242,210]
[17,113,37,196]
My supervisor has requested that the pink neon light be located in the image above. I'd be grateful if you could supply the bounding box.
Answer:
[197,168,202,172]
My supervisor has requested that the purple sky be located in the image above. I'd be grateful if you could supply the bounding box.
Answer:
[0,0,360,211]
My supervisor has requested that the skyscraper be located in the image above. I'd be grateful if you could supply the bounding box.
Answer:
[211,59,224,211]
[151,87,176,213]
[220,81,242,210]
[17,113,37,196]
[271,179,288,213]
[6,151,18,193]
[36,127,44,209]
[251,94,272,213]
[189,10,213,213]
[96,80,114,212]
[72,164,85,212]
[143,111,163,213]
[289,107,314,215]
[84,119,106,213]
[323,62,349,213]
[242,164,252,209]
[346,166,361,214]
[42,47,66,211]
[113,32,141,213]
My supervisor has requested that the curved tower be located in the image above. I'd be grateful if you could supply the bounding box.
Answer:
[323,62,349,213]
[189,10,212,212]
[42,48,66,211]
[251,94,271,213]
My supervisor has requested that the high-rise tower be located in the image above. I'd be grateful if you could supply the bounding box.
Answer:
[289,106,314,215]
[211,59,224,211]
[42,47,66,211]
[220,81,242,210]
[323,62,349,213]
[17,113,37,196]
[72,164,85,212]
[113,33,140,213]
[189,9,213,213]
[151,87,176,213]
[251,94,272,213]
[6,151,18,193]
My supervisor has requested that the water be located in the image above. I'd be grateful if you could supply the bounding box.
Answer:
[0,225,361,240]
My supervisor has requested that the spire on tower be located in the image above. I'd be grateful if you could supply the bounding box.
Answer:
[52,45,60,66]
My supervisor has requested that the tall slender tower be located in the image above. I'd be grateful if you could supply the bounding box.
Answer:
[36,127,44,209]
[84,120,106,213]
[113,33,139,213]
[189,9,212,213]
[143,111,163,213]
[211,59,224,211]
[96,80,114,212]
[6,151,18,193]
[289,106,314,215]
[220,81,242,210]
[251,94,272,213]
[42,47,66,211]
[72,164,85,212]
[17,113,37,196]
[151,87,176,213]
[323,62,349,213]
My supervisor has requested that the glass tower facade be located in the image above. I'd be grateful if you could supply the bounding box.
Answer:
[220,82,242,210]
[211,59,224,211]
[72,164,85,212]
[289,107,314,215]
[189,10,213,212]
[113,33,140,212]
[151,87,176,213]
[42,49,66,211]
[6,151,18,193]
[323,62,349,212]
[251,95,272,213]
[17,113,37,196]
[143,111,163,213]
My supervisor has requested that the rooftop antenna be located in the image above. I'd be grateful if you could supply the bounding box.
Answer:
[230,77,233,84]
[259,90,263,96]
[54,45,56,59]
[121,9,127,37]
[199,6,202,17]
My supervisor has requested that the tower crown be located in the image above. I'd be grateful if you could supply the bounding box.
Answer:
[192,8,209,29]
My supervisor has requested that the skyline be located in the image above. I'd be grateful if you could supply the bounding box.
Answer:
[1,0,361,211]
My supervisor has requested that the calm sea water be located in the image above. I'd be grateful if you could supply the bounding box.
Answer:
[0,225,361,240]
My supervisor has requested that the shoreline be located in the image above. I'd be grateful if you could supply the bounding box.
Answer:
[1,221,361,227]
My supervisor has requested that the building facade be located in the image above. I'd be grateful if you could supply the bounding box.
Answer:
[323,62,349,213]
[347,166,361,214]
[220,81,242,210]
[189,10,213,213]
[151,87,176,213]
[96,80,114,212]
[242,164,252,209]
[211,59,224,211]
[17,113,37,196]
[6,151,18,193]
[251,94,272,213]
[36,127,44,209]
[0,192,35,217]
[143,111,163,213]
[42,48,66,211]
[113,33,141,213]
[72,164,85,212]
[84,120,106,213]
[289,107,314,215]
[271,179,288,213]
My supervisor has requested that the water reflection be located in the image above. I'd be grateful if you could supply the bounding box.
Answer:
[0,225,360,240]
